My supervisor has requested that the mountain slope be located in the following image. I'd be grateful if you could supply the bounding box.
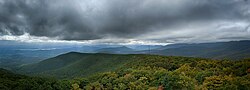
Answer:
[18,52,137,78]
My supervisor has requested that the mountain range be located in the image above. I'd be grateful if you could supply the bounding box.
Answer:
[150,40,250,60]
[95,40,250,60]
[1,40,250,71]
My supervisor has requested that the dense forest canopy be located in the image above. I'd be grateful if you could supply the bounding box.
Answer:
[1,54,250,90]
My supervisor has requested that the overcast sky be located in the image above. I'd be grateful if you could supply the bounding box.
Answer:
[0,0,250,45]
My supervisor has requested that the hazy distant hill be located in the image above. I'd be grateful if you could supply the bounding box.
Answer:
[126,45,163,51]
[96,46,135,54]
[150,40,250,60]
[18,52,136,78]
[94,41,250,60]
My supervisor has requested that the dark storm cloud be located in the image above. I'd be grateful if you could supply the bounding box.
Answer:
[0,0,101,40]
[0,0,249,43]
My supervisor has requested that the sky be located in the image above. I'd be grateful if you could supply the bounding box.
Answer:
[0,0,250,45]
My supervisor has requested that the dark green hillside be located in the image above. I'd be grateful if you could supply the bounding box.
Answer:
[0,68,70,90]
[19,52,137,78]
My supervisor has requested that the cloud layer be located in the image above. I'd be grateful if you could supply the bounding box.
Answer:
[0,0,250,44]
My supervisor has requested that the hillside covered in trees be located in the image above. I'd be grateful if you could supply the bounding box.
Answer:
[4,53,249,90]
[71,54,250,90]
[18,52,135,78]
[0,68,71,90]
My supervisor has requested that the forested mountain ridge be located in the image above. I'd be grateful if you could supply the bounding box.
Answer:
[18,52,137,78]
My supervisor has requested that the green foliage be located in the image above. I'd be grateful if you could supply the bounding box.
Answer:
[162,73,195,90]
[70,54,250,90]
